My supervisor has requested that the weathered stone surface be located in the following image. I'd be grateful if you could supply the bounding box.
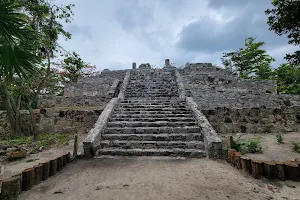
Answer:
[7,148,27,161]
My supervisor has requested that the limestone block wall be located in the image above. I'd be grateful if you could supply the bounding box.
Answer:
[178,63,300,109]
[64,70,127,98]
[202,106,300,134]
[38,95,110,108]
[0,108,103,137]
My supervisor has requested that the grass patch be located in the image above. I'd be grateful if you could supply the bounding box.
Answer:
[292,142,300,153]
[275,134,284,144]
[0,134,71,148]
[232,136,262,155]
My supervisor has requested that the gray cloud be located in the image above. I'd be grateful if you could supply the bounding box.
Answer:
[176,1,287,54]
[57,0,295,70]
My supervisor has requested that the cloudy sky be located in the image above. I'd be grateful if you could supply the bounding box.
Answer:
[57,0,298,71]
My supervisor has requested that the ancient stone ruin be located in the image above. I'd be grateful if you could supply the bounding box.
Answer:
[1,59,300,158]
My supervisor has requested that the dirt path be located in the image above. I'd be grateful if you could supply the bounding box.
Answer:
[19,157,300,200]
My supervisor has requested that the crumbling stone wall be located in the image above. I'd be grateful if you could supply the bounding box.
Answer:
[178,63,300,109]
[179,63,300,133]
[64,70,126,97]
[0,108,103,136]
[38,69,126,108]
[202,106,300,134]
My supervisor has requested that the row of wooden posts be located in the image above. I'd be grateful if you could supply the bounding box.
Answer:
[228,149,300,181]
[0,152,72,200]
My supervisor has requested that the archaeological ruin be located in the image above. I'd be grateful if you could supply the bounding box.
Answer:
[1,59,300,159]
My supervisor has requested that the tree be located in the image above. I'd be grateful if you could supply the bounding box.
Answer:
[0,0,75,138]
[222,37,275,79]
[0,0,40,136]
[265,0,300,65]
[274,63,300,94]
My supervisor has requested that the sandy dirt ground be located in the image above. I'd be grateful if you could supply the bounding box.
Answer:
[0,134,85,179]
[18,157,300,200]
[221,132,300,161]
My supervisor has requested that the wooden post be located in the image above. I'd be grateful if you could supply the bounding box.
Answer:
[241,157,252,174]
[49,159,57,176]
[264,161,276,180]
[57,156,63,171]
[34,164,43,185]
[22,168,35,191]
[228,136,234,149]
[274,161,285,181]
[66,152,71,163]
[73,135,78,160]
[234,152,242,170]
[251,160,264,179]
[63,154,68,167]
[40,161,50,181]
[228,149,237,166]
[284,162,300,182]
[0,176,21,200]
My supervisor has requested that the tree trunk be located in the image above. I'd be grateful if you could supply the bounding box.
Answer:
[0,83,22,136]
[27,99,38,141]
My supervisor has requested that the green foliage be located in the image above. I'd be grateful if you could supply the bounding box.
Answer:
[274,63,300,94]
[265,0,300,65]
[0,0,40,82]
[275,134,284,144]
[292,142,300,153]
[60,52,96,83]
[61,52,86,82]
[232,137,262,155]
[222,37,275,79]
[0,133,70,147]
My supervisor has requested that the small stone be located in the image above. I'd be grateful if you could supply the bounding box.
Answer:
[7,148,27,161]
[286,183,296,188]
[54,190,63,194]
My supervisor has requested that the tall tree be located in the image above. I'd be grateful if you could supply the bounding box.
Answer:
[265,0,300,65]
[0,0,40,136]
[222,37,275,79]
[0,0,75,137]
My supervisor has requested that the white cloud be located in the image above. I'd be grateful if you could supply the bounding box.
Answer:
[55,0,296,71]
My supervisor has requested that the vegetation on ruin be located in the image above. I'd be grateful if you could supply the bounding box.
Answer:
[0,133,70,148]
[232,137,262,155]
[275,134,284,144]
[292,142,300,153]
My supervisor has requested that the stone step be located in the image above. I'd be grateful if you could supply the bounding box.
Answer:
[112,111,192,115]
[107,121,197,127]
[102,133,203,141]
[109,117,196,122]
[111,113,194,118]
[120,99,185,103]
[104,126,201,134]
[96,148,206,157]
[118,102,187,106]
[114,108,190,112]
[125,94,178,97]
[100,140,205,149]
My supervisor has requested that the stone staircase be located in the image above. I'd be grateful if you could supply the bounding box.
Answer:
[96,69,206,157]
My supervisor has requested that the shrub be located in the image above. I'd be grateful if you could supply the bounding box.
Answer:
[275,134,284,144]
[232,137,262,155]
[292,142,300,153]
